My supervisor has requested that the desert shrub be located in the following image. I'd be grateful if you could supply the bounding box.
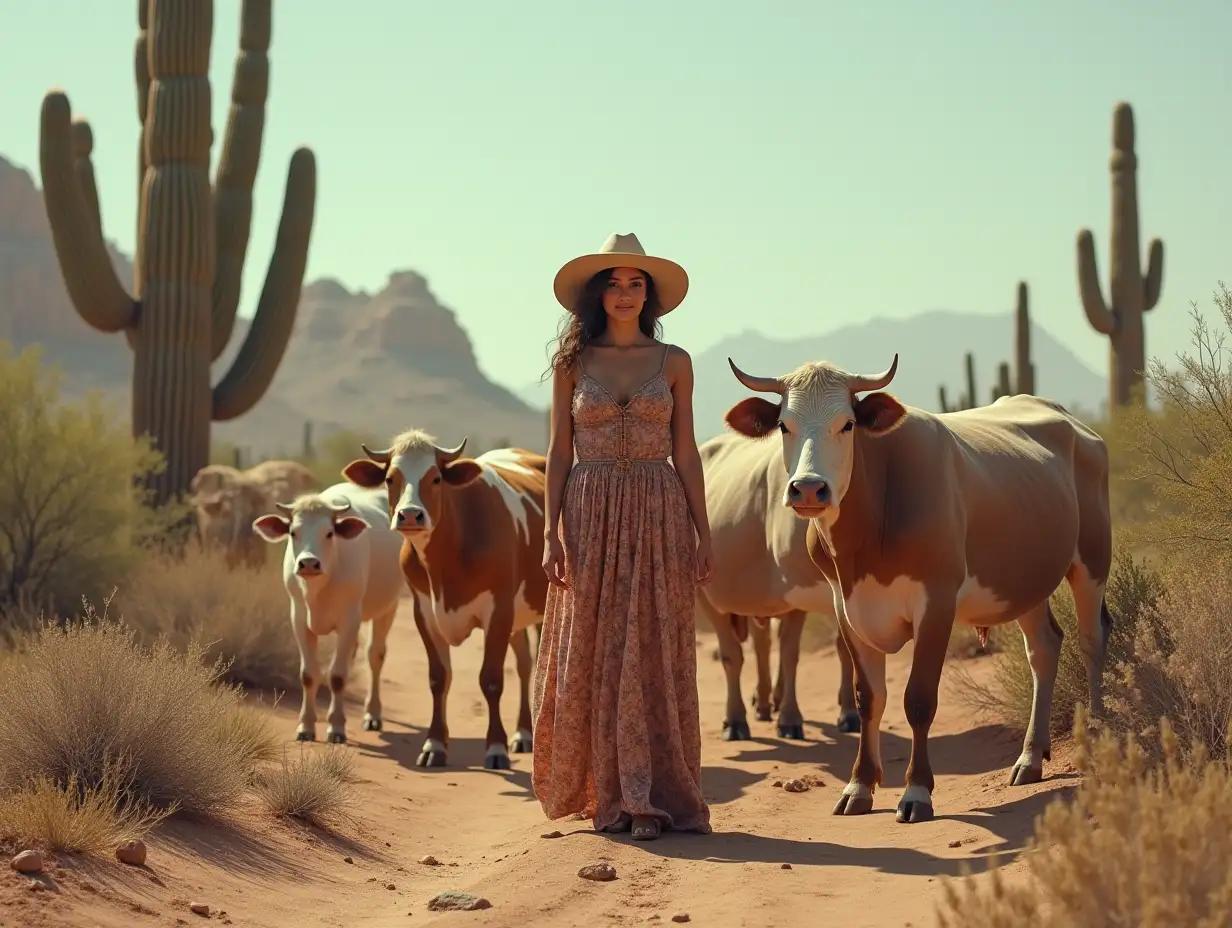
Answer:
[0,342,184,616]
[936,706,1232,928]
[953,552,1163,736]
[0,606,273,828]
[114,547,303,691]
[252,745,357,828]
[297,427,385,489]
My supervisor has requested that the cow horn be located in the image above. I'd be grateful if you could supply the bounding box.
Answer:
[848,354,899,394]
[727,358,784,394]
[434,438,468,463]
[274,501,294,514]
[327,500,352,513]
[361,443,392,464]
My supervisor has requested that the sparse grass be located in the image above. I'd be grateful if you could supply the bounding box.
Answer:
[252,745,358,829]
[936,706,1232,927]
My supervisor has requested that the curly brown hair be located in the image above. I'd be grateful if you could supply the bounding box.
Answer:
[543,268,664,379]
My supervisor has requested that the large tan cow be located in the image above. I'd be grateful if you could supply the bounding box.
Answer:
[245,459,318,503]
[190,460,317,568]
[698,431,859,741]
[342,429,548,771]
[723,354,1112,824]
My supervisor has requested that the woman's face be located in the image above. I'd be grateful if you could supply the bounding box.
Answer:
[601,267,647,324]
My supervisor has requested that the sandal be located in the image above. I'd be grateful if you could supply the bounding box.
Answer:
[631,816,661,841]
[600,813,632,834]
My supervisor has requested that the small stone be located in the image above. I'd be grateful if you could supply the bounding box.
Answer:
[427,891,491,911]
[782,778,810,793]
[343,855,354,864]
[671,914,691,923]
[419,854,441,866]
[948,839,962,848]
[578,862,617,882]
[190,901,211,916]
[541,830,564,839]
[771,779,784,788]
[781,863,792,870]
[386,883,397,890]
[116,840,147,866]
[10,850,42,874]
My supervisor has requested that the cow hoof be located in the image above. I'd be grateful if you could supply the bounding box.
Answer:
[755,707,773,723]
[485,752,512,771]
[832,793,874,816]
[721,719,751,741]
[362,716,382,732]
[325,731,347,745]
[416,749,447,768]
[294,730,315,742]
[895,799,934,824]
[510,734,533,754]
[836,710,861,734]
[1009,762,1043,786]
[778,722,806,740]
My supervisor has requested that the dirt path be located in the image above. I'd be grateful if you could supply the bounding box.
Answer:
[2,600,1078,928]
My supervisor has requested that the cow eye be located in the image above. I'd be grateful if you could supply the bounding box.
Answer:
[777,420,787,434]
[842,420,855,433]
[433,475,442,484]
[326,530,334,539]
[384,475,393,485]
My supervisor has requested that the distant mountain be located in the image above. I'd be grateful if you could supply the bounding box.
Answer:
[0,154,549,459]
[517,309,1106,437]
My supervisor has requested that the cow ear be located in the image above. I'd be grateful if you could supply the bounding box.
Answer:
[342,459,386,488]
[724,397,781,439]
[333,516,368,540]
[252,514,291,542]
[441,458,483,487]
[854,392,907,435]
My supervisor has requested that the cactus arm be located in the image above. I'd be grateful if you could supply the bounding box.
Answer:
[39,92,138,334]
[212,147,316,421]
[211,0,273,361]
[1076,229,1116,335]
[70,122,102,236]
[1143,238,1164,311]
[938,385,951,413]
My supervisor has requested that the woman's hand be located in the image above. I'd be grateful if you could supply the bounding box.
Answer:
[695,536,714,585]
[543,534,569,589]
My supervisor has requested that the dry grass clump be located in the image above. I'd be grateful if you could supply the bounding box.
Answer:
[252,746,357,829]
[114,546,303,692]
[936,706,1232,927]
[0,605,282,851]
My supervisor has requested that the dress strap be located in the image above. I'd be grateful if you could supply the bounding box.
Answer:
[657,343,670,375]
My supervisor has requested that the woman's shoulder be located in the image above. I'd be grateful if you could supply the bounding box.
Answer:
[661,342,693,370]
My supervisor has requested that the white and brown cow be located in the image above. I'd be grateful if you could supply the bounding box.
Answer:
[342,429,547,771]
[698,430,859,742]
[723,354,1112,824]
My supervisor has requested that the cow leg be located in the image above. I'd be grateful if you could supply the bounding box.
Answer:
[833,612,886,816]
[509,626,535,754]
[324,606,363,744]
[1010,601,1064,786]
[774,611,806,739]
[362,605,397,732]
[1068,560,1111,718]
[896,598,956,824]
[749,617,774,722]
[411,600,452,767]
[479,604,516,771]
[834,624,861,733]
[291,599,320,741]
[699,596,751,740]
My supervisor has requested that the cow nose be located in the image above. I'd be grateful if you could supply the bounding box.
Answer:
[295,556,322,575]
[788,478,831,507]
[394,507,427,528]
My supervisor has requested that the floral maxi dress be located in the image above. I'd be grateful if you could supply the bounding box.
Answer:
[531,347,711,834]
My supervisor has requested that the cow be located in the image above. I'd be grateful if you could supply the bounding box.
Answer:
[722,353,1112,824]
[341,429,548,772]
[252,484,405,744]
[245,459,318,504]
[697,430,859,741]
[191,476,272,570]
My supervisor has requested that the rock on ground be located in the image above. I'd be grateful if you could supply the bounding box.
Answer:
[428,891,492,911]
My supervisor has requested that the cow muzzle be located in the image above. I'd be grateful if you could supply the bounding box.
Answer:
[393,506,429,533]
[786,477,831,517]
[295,556,323,577]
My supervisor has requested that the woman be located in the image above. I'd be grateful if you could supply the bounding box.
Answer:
[531,232,714,841]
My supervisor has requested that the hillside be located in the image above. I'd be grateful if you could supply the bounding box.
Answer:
[517,309,1106,437]
[0,154,548,458]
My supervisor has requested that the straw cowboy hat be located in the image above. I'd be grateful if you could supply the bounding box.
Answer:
[553,232,689,316]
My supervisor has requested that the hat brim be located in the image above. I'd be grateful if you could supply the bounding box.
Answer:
[553,253,689,316]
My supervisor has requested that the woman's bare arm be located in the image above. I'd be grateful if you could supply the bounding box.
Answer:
[667,347,712,544]
[543,363,576,540]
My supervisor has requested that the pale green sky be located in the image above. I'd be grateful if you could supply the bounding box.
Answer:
[2,1,1228,390]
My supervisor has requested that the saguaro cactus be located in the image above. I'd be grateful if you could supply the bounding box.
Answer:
[1014,281,1035,394]
[1076,101,1163,408]
[991,362,1012,403]
[938,352,979,413]
[39,0,316,505]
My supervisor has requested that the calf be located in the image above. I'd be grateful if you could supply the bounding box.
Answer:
[698,430,859,741]
[253,484,405,744]
[343,429,547,771]
[724,354,1112,823]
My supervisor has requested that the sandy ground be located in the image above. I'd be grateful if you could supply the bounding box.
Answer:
[1,601,1079,928]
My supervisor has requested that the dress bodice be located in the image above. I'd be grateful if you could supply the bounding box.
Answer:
[571,351,674,465]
